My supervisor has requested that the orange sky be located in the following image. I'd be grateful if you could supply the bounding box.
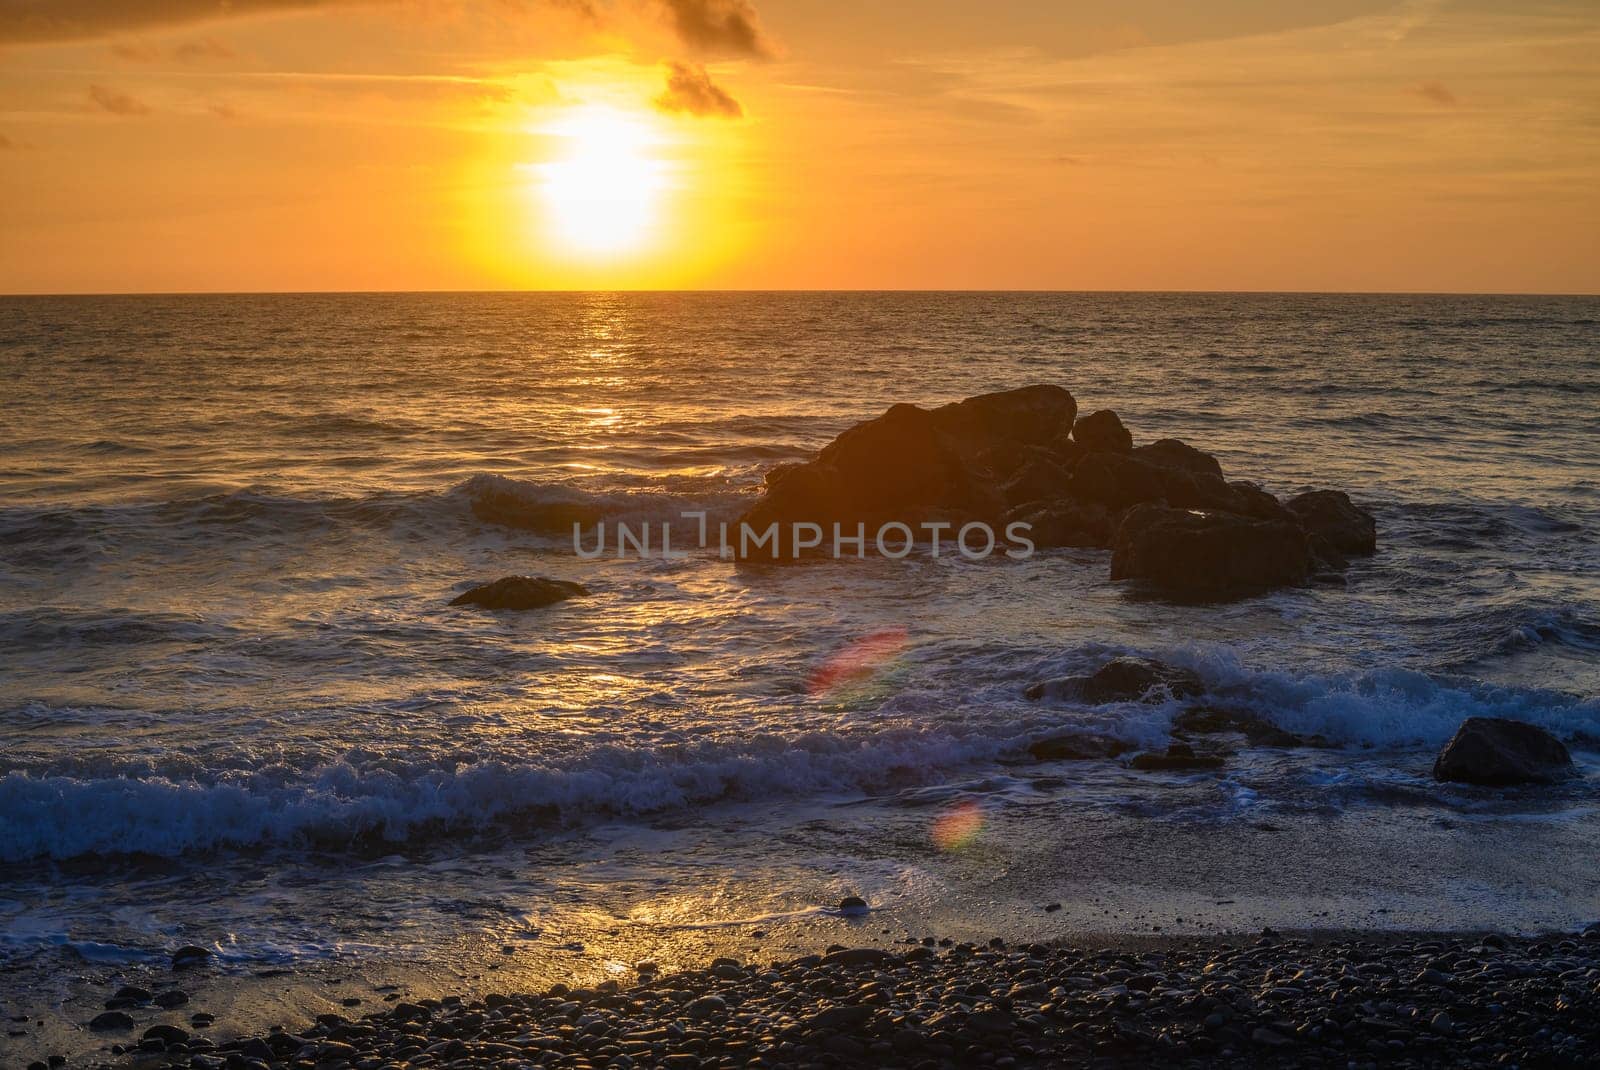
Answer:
[1,0,1597,294]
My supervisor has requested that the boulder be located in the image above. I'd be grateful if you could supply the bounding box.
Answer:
[1173,706,1308,748]
[736,385,1077,556]
[1002,454,1075,510]
[1286,490,1377,556]
[1432,717,1577,786]
[1026,657,1205,704]
[1134,439,1223,479]
[1004,498,1112,550]
[450,576,587,611]
[1071,409,1133,453]
[1065,452,1169,511]
[1110,503,1314,599]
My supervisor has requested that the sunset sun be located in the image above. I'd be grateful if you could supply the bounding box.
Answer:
[536,107,667,258]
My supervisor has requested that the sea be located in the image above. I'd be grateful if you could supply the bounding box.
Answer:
[2,292,1598,1046]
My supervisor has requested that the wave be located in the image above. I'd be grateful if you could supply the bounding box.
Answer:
[7,642,1599,863]
[0,723,1040,864]
[1493,608,1600,657]
[463,473,753,535]
[0,607,227,647]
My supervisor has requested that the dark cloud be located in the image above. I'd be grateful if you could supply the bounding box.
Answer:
[1414,81,1458,106]
[654,60,741,118]
[88,83,150,115]
[658,0,775,60]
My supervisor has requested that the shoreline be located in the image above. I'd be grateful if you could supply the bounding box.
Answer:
[24,927,1600,1069]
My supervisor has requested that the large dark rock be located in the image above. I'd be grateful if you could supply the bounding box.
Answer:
[1432,717,1577,786]
[1004,498,1112,549]
[1110,503,1314,599]
[1287,490,1377,556]
[736,385,1077,556]
[1134,439,1223,479]
[450,576,587,611]
[1026,733,1131,761]
[1071,409,1132,453]
[1026,656,1205,704]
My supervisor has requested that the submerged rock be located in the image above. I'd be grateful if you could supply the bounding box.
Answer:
[450,576,587,611]
[1173,706,1308,748]
[1110,504,1314,598]
[1026,657,1204,704]
[171,946,212,969]
[470,488,603,534]
[1432,717,1577,786]
[1026,733,1131,761]
[1129,743,1227,771]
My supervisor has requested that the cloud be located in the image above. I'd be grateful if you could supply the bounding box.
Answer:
[87,83,150,115]
[1,1,346,45]
[1413,80,1458,106]
[112,35,234,62]
[658,0,775,59]
[1,0,780,59]
[654,59,741,117]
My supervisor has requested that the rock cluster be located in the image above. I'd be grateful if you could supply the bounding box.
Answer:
[79,932,1600,1069]
[738,385,1376,598]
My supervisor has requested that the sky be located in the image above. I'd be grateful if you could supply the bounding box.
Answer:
[0,0,1597,293]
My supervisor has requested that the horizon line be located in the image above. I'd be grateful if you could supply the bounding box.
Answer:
[3,286,1598,299]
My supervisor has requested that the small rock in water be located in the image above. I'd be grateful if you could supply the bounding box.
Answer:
[837,895,870,915]
[449,576,587,611]
[171,945,212,969]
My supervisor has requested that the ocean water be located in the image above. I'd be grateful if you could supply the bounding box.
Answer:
[3,292,1600,1018]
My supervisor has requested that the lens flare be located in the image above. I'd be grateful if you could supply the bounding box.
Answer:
[931,799,985,851]
[808,627,908,697]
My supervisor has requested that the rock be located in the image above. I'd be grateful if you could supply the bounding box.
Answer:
[805,1004,876,1030]
[1002,454,1075,510]
[837,896,870,915]
[171,946,212,969]
[1129,743,1227,772]
[1173,706,1306,747]
[1004,498,1112,549]
[89,1011,135,1031]
[450,576,587,611]
[143,1024,189,1045]
[1071,409,1132,453]
[1064,452,1169,511]
[683,995,727,1018]
[820,948,895,967]
[1432,717,1577,786]
[1028,656,1205,705]
[153,990,189,1009]
[1134,439,1223,479]
[736,385,1077,556]
[1110,503,1314,598]
[1286,490,1377,555]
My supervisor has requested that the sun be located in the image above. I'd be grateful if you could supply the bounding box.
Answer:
[536,107,667,258]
